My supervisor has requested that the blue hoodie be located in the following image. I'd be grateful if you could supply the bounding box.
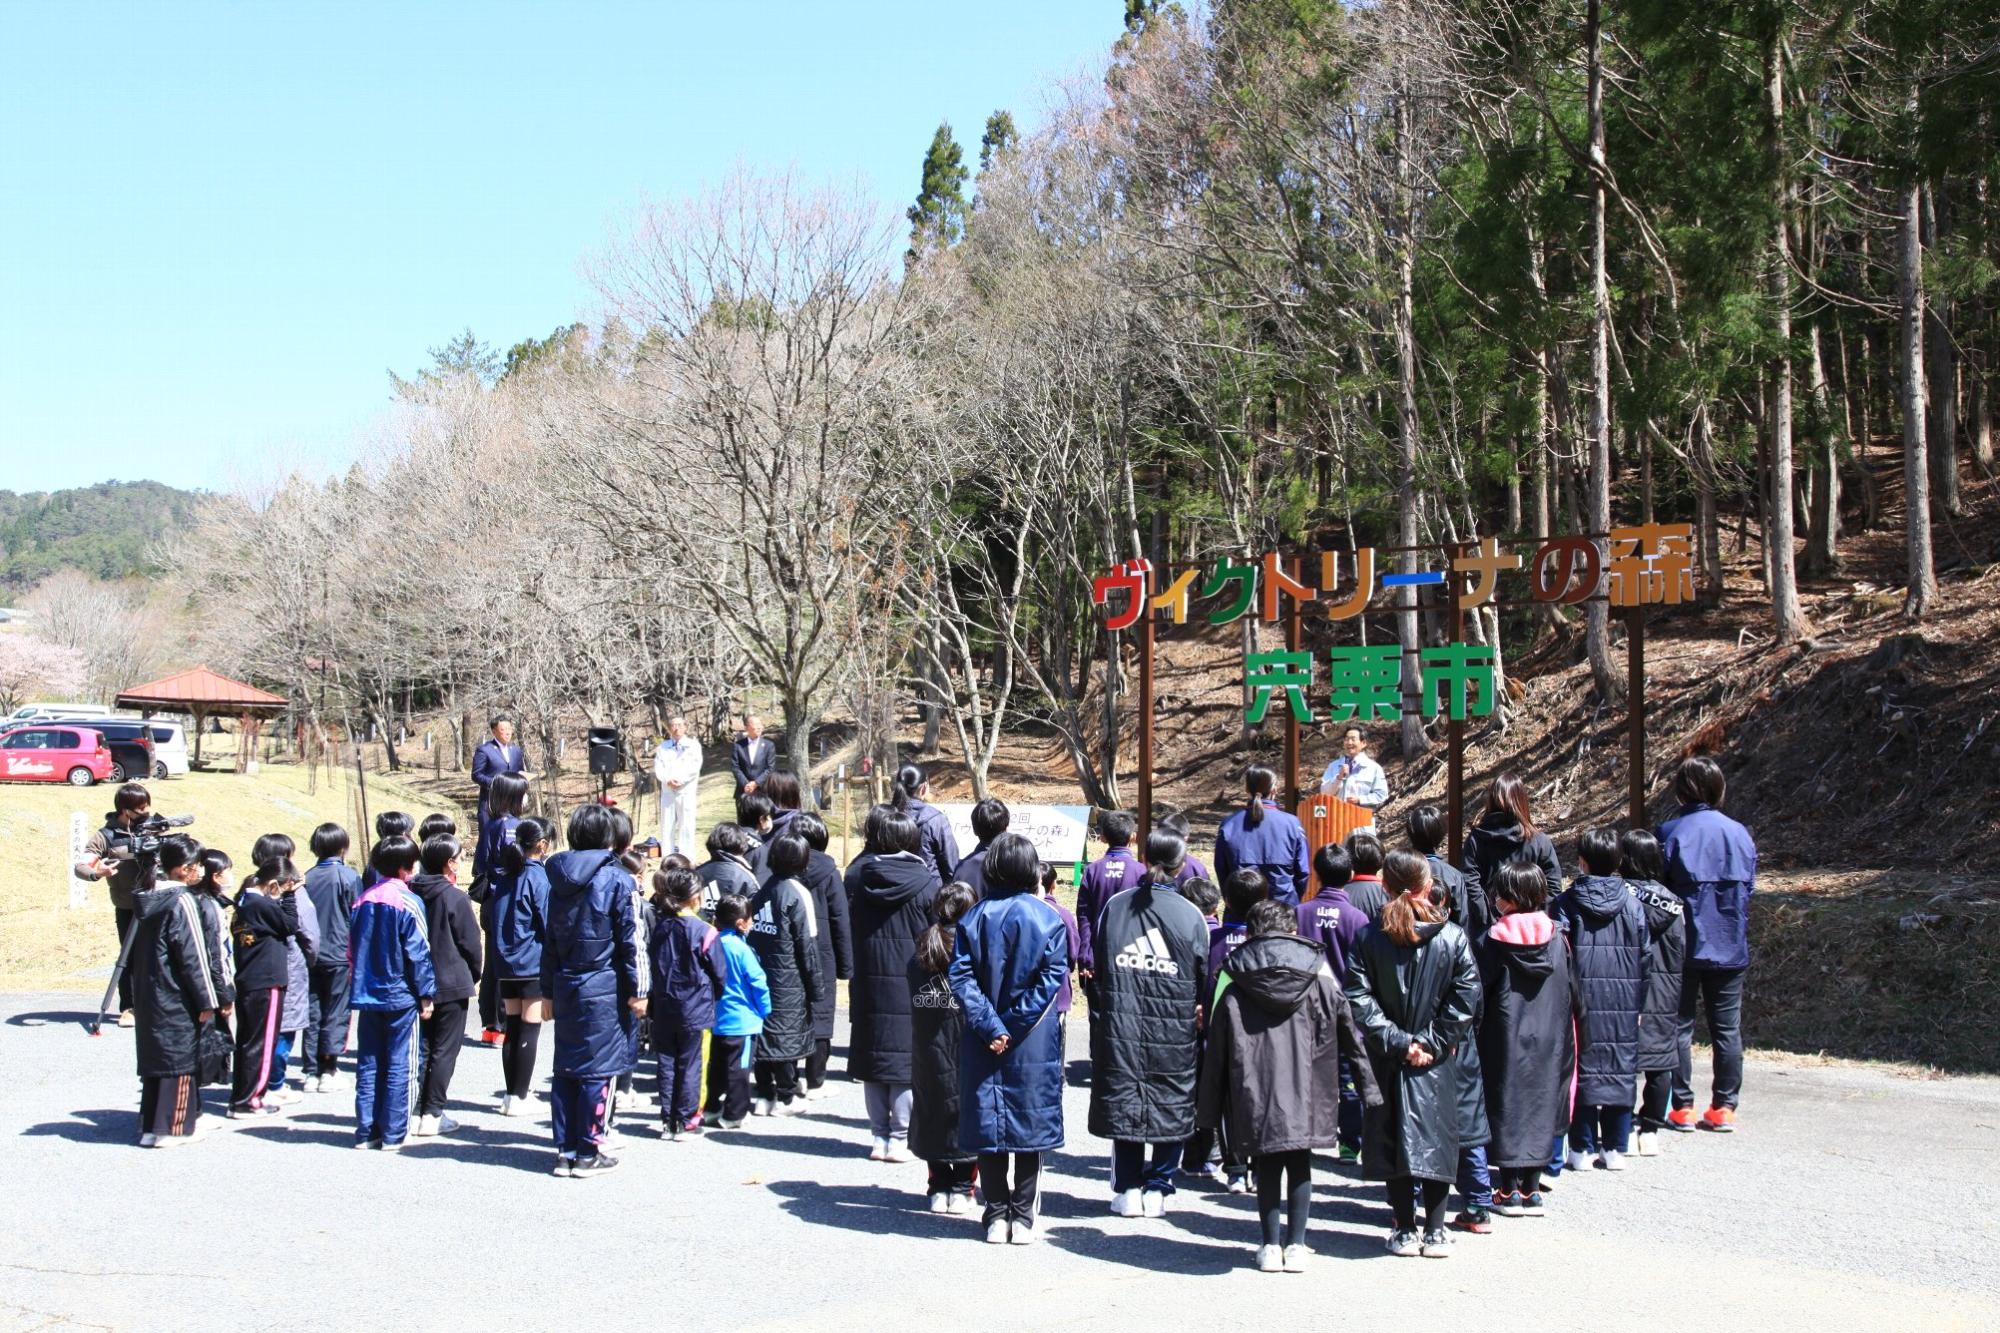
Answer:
[1656,803,1757,970]
[713,931,771,1038]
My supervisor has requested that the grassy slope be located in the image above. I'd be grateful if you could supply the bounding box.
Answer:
[0,763,463,990]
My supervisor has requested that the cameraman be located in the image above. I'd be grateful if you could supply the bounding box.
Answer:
[73,782,154,1027]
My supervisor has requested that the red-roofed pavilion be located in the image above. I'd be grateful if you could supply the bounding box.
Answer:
[115,667,289,771]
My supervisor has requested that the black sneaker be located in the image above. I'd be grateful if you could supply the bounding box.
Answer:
[1521,1190,1546,1215]
[1420,1228,1453,1258]
[1449,1207,1492,1234]
[1491,1191,1525,1217]
[570,1151,622,1178]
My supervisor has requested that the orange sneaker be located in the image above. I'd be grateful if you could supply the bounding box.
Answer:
[1700,1107,1736,1133]
[1666,1107,1697,1132]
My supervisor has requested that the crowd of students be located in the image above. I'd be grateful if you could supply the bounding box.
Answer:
[113,751,1757,1267]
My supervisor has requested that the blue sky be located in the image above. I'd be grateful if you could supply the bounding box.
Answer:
[0,1,1122,494]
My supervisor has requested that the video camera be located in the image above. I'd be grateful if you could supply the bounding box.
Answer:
[104,813,197,879]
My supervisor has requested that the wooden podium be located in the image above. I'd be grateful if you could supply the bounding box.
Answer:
[1299,795,1375,894]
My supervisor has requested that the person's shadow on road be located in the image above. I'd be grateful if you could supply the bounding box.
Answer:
[766,1180,977,1241]
[21,1108,131,1145]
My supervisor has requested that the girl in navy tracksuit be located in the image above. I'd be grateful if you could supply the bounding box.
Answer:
[489,816,552,1115]
[650,866,725,1137]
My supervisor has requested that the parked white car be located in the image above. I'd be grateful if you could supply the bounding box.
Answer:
[9,703,114,722]
[146,721,191,778]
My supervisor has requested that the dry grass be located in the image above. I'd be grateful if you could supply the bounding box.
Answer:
[0,761,463,991]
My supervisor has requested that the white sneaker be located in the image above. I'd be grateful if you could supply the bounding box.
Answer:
[1635,1132,1659,1157]
[1255,1244,1283,1273]
[883,1140,911,1164]
[928,1192,949,1214]
[138,1133,158,1148]
[1600,1149,1625,1171]
[1110,1188,1144,1218]
[1565,1148,1590,1173]
[413,1114,440,1137]
[1141,1190,1166,1218]
[435,1114,460,1135]
[499,1094,516,1117]
[868,1137,889,1161]
[267,1087,302,1107]
[1008,1219,1038,1245]
[1282,1244,1310,1272]
[752,1099,774,1118]
[1227,1173,1248,1194]
[986,1219,1009,1245]
[946,1192,970,1214]
[152,1129,198,1150]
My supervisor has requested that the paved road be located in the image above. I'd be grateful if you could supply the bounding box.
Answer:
[2,993,1995,1332]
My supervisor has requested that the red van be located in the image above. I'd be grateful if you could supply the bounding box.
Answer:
[0,725,116,785]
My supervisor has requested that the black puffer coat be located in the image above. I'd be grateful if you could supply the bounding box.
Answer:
[1476,910,1581,1168]
[1629,878,1687,1072]
[908,955,969,1162]
[1462,814,1563,902]
[1553,874,1645,1105]
[748,875,822,1064]
[803,849,852,1043]
[843,851,938,1084]
[1087,880,1211,1142]
[130,885,226,1079]
[1196,934,1379,1156]
[1426,853,1489,940]
[1346,917,1481,1183]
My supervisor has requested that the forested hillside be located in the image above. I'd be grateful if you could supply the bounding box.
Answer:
[155,0,2000,839]
[0,481,200,593]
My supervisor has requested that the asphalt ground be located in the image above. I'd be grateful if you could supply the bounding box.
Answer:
[2,993,1995,1332]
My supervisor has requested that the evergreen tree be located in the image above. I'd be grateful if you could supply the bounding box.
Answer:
[979,110,1018,171]
[907,122,971,259]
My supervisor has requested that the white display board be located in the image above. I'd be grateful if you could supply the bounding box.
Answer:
[69,811,92,909]
[937,802,1092,867]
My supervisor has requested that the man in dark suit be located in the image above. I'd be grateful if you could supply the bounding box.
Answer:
[471,715,528,828]
[730,714,776,797]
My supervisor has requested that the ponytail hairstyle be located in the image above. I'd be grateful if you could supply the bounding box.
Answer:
[196,848,235,903]
[500,817,553,875]
[651,866,700,915]
[1144,828,1187,883]
[1481,771,1536,838]
[916,879,980,974]
[254,856,300,890]
[892,763,926,813]
[1380,848,1443,946]
[1242,765,1277,828]
[487,773,530,822]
